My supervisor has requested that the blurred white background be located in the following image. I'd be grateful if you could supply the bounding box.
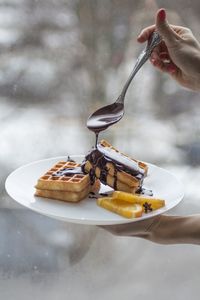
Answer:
[1,0,200,299]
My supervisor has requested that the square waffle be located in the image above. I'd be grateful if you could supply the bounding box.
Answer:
[35,186,91,202]
[35,160,99,202]
[35,161,89,192]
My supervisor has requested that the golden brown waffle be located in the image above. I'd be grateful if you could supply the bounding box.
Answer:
[83,140,148,193]
[35,186,91,202]
[84,160,139,189]
[35,160,100,203]
[35,161,90,192]
[84,162,139,193]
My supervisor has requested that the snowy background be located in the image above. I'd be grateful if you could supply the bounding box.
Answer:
[1,0,200,299]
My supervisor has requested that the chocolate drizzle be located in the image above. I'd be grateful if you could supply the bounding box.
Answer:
[67,155,76,163]
[53,166,84,177]
[82,142,145,188]
[52,156,84,177]
[87,102,124,136]
[86,100,151,195]
[136,187,153,196]
[89,192,98,199]
[113,168,118,190]
[97,144,144,178]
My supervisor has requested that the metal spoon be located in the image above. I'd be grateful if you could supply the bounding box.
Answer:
[87,31,162,134]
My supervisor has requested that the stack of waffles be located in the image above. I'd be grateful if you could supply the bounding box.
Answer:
[82,140,148,194]
[35,140,148,203]
[35,160,99,202]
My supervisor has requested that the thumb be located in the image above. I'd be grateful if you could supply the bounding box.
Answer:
[156,8,179,46]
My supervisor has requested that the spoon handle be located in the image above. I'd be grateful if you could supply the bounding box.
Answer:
[116,31,162,103]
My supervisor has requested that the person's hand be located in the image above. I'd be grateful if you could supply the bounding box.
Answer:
[100,215,163,241]
[137,8,200,91]
[99,214,200,245]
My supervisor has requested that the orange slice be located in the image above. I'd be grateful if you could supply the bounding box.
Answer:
[97,197,143,218]
[112,191,165,211]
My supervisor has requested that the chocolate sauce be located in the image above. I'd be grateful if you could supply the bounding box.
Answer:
[89,192,98,199]
[87,102,124,134]
[52,155,85,177]
[97,144,144,178]
[136,187,153,196]
[87,102,124,147]
[95,133,98,148]
[99,193,109,197]
[67,155,76,163]
[85,101,150,195]
[53,167,83,177]
[82,143,145,189]
[113,168,118,190]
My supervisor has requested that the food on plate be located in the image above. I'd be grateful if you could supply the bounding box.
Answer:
[97,191,165,218]
[34,140,156,214]
[82,139,148,193]
[97,197,143,218]
[35,160,100,202]
[112,191,165,211]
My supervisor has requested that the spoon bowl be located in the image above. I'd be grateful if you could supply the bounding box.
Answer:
[87,102,124,133]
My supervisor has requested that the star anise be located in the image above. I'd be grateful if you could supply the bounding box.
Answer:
[143,202,153,213]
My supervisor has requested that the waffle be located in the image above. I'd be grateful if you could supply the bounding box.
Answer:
[82,140,148,193]
[35,161,90,192]
[35,186,91,202]
[35,160,100,202]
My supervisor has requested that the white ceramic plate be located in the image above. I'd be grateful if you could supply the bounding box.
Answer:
[5,155,184,225]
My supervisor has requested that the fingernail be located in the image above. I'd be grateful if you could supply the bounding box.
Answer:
[167,64,176,73]
[158,8,166,22]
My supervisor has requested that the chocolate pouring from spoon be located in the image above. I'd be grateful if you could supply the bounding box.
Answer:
[87,31,162,143]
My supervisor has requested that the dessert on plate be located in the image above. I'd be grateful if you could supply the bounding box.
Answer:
[34,140,164,219]
[82,139,148,194]
[97,191,165,218]
[35,160,99,202]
